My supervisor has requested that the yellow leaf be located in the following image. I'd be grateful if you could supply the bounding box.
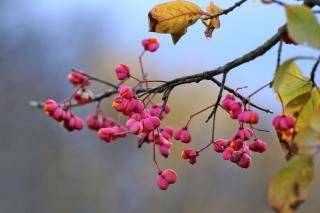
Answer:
[201,2,222,38]
[148,1,203,44]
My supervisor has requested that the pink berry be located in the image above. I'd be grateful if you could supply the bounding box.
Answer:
[126,118,143,134]
[222,147,234,160]
[86,114,103,130]
[142,116,161,132]
[118,85,135,99]
[230,137,244,151]
[102,117,116,128]
[238,110,259,124]
[181,148,198,165]
[213,139,229,153]
[115,64,130,80]
[229,102,243,119]
[156,175,169,190]
[237,153,251,168]
[157,139,172,158]
[98,128,115,143]
[161,126,174,140]
[64,114,84,131]
[68,69,90,87]
[272,115,295,132]
[249,139,267,153]
[44,99,59,116]
[52,107,64,122]
[174,128,192,143]
[142,37,160,52]
[161,169,177,184]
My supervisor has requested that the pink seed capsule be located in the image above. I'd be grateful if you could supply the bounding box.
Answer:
[68,69,90,87]
[222,147,234,160]
[213,139,229,153]
[142,37,160,52]
[112,96,127,112]
[181,148,198,165]
[115,64,130,80]
[44,99,59,115]
[102,117,116,128]
[161,169,177,184]
[249,139,267,153]
[115,64,130,81]
[126,119,143,134]
[235,128,254,141]
[118,85,135,99]
[229,102,243,119]
[86,114,103,130]
[238,110,259,124]
[52,108,64,122]
[237,153,251,168]
[112,125,127,138]
[161,126,174,140]
[98,128,114,143]
[230,137,244,151]
[272,115,295,131]
[174,128,192,143]
[156,175,169,190]
[157,144,171,158]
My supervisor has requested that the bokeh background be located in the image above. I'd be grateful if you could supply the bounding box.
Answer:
[1,0,319,212]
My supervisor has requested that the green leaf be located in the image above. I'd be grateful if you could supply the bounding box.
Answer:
[295,108,320,155]
[269,156,314,213]
[286,5,320,49]
[273,60,312,105]
[295,127,320,155]
[286,90,320,130]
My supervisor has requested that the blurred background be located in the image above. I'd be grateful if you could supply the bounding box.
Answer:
[0,0,319,212]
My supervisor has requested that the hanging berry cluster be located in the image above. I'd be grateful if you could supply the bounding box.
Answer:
[40,37,296,191]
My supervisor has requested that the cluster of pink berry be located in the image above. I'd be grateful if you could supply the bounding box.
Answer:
[44,100,84,131]
[41,36,296,191]
[211,93,267,168]
[42,37,178,190]
[43,70,95,131]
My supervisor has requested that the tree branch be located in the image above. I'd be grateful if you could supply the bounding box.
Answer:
[140,25,287,97]
[204,0,248,20]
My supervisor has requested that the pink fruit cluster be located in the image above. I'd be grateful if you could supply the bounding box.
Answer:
[41,37,286,191]
[212,93,267,168]
[44,99,84,131]
[156,169,177,190]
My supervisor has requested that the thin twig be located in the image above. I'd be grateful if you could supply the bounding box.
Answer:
[310,55,320,84]
[270,40,283,87]
[203,0,248,20]
[211,78,273,113]
[140,25,287,96]
[206,72,227,123]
